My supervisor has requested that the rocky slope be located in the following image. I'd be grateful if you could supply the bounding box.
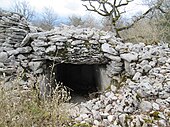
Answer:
[70,42,170,127]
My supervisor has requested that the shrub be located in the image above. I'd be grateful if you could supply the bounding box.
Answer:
[0,72,74,127]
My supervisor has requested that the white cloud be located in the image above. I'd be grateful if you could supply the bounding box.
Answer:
[27,0,87,17]
[64,1,81,11]
[0,0,13,10]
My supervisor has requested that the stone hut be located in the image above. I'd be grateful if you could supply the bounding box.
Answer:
[0,10,123,94]
[20,26,124,93]
[1,10,169,98]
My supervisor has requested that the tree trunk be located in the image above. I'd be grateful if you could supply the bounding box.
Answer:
[109,15,121,38]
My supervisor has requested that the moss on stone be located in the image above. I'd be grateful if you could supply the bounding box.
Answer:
[84,40,91,50]
[143,118,153,124]
[57,48,68,58]
[150,111,160,120]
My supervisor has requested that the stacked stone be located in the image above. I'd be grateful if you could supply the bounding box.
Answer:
[0,10,123,75]
[0,9,123,75]
[20,25,123,74]
[0,9,45,74]
[0,10,170,126]
[0,10,34,73]
[101,41,123,76]
[0,10,29,47]
[70,42,170,127]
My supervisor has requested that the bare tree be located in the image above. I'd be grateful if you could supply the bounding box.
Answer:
[69,15,85,26]
[69,14,99,28]
[159,1,170,41]
[83,14,100,28]
[142,0,170,42]
[150,0,169,41]
[82,0,164,37]
[11,0,35,21]
[37,7,58,30]
[120,18,161,44]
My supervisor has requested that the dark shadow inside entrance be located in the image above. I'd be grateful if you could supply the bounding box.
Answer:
[55,63,100,96]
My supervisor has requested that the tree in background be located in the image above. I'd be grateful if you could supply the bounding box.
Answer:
[82,0,164,38]
[68,14,100,28]
[83,14,100,28]
[159,8,170,42]
[11,0,35,21]
[154,0,170,42]
[120,0,170,44]
[34,7,58,30]
[119,18,161,44]
[69,15,85,27]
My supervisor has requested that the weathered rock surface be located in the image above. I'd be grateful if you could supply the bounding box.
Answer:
[0,9,41,74]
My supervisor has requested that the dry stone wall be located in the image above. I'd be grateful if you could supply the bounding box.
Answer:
[0,10,42,73]
[20,26,117,64]
[0,10,124,78]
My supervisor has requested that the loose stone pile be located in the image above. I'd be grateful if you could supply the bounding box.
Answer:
[70,42,170,127]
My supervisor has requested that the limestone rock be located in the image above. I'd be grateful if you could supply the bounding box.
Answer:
[31,40,48,47]
[28,61,42,71]
[107,115,114,122]
[124,61,135,75]
[17,46,32,53]
[120,52,138,62]
[45,45,56,54]
[71,40,84,46]
[7,50,19,56]
[152,102,160,110]
[119,114,127,127]
[0,52,8,62]
[132,72,142,81]
[105,104,113,113]
[94,120,101,126]
[0,63,4,68]
[92,110,101,120]
[139,101,152,112]
[101,43,118,55]
[104,53,121,62]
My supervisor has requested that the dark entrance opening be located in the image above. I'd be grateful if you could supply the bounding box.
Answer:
[55,63,100,96]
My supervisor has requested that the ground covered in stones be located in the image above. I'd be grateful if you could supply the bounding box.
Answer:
[70,42,170,127]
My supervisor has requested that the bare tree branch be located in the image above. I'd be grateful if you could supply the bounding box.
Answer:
[118,0,164,31]
[82,0,164,38]
[33,7,58,30]
[11,0,35,21]
[83,1,109,16]
[116,0,133,8]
